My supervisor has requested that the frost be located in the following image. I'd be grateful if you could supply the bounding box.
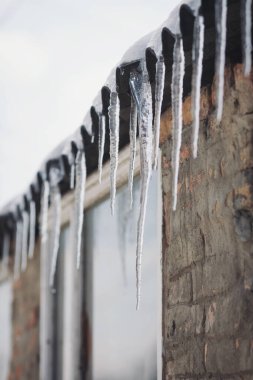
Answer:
[215,0,227,122]
[171,35,185,211]
[98,113,106,183]
[28,201,36,259]
[153,55,165,169]
[191,13,204,158]
[128,95,138,209]
[241,0,252,76]
[108,91,120,215]
[49,184,61,288]
[21,211,29,272]
[1,233,10,272]
[74,150,86,269]
[14,221,22,279]
[136,69,153,310]
[40,180,49,245]
[70,163,75,190]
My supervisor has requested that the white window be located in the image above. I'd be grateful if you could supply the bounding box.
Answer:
[40,145,162,380]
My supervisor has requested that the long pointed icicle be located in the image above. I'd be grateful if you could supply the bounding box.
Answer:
[128,95,138,209]
[171,36,185,211]
[241,0,252,76]
[40,181,49,245]
[74,150,86,269]
[153,55,165,170]
[98,113,106,183]
[14,221,22,279]
[215,0,227,122]
[21,211,29,272]
[2,233,10,273]
[49,185,61,288]
[108,92,120,215]
[191,13,205,158]
[70,163,75,190]
[28,201,36,259]
[136,71,153,310]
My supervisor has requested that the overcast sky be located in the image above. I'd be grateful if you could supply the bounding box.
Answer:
[0,0,180,207]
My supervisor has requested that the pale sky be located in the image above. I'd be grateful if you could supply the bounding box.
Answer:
[0,0,180,208]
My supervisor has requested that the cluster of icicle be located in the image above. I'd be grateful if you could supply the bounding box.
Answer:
[12,199,37,279]
[172,0,252,211]
[3,0,252,309]
[48,170,62,288]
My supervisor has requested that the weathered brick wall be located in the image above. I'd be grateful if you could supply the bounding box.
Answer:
[8,244,40,380]
[161,64,253,379]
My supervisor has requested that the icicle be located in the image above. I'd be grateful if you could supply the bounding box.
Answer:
[70,163,75,190]
[129,72,142,109]
[2,233,10,273]
[40,180,49,245]
[49,184,61,288]
[98,113,106,183]
[14,221,22,279]
[108,91,120,215]
[191,13,205,158]
[28,201,36,259]
[74,150,86,269]
[128,95,138,209]
[153,55,165,170]
[136,70,153,310]
[215,0,227,122]
[241,0,252,76]
[21,211,29,272]
[171,36,185,211]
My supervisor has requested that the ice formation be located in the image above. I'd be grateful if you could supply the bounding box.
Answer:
[153,55,165,169]
[2,233,10,272]
[171,35,185,211]
[70,163,75,190]
[108,91,120,215]
[0,0,249,309]
[14,221,22,279]
[129,71,142,110]
[242,0,252,76]
[191,13,204,158]
[21,211,29,272]
[215,0,227,122]
[40,180,49,245]
[128,95,138,209]
[74,150,86,269]
[28,201,36,259]
[136,68,153,310]
[98,113,106,183]
[49,184,61,288]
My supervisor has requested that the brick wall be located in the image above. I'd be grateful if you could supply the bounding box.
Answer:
[161,64,253,379]
[8,244,40,380]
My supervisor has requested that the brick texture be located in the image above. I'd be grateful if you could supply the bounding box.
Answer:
[161,64,253,379]
[8,244,40,380]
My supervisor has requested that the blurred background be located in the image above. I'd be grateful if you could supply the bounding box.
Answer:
[0,0,179,208]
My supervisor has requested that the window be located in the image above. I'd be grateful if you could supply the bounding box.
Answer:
[40,147,162,380]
